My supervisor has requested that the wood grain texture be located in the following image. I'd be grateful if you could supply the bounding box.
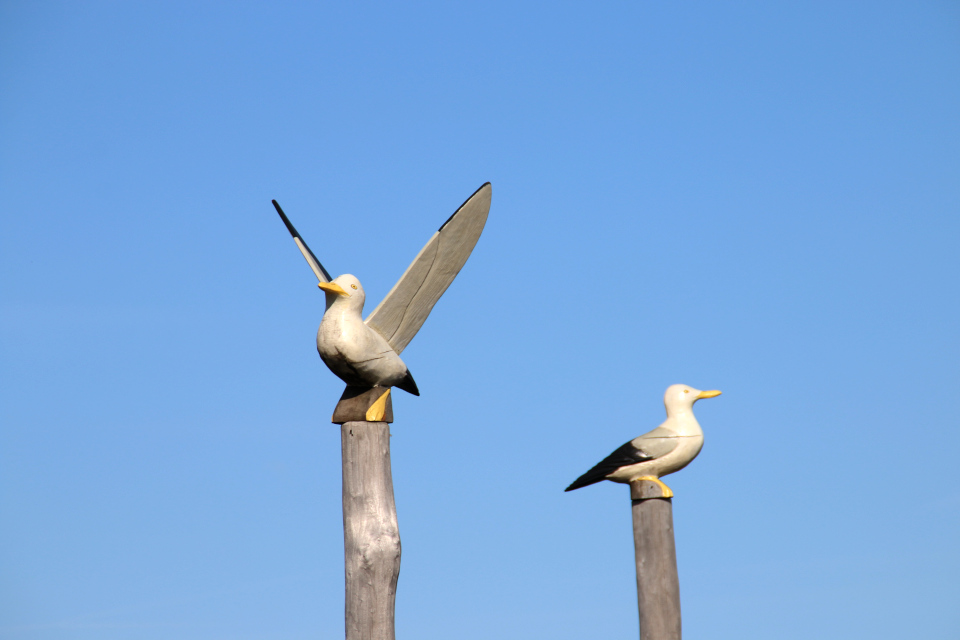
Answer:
[341,421,401,640]
[365,183,491,354]
[631,480,682,640]
[332,386,394,424]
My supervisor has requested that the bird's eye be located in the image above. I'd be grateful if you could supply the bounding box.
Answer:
[351,284,358,290]
[683,389,689,393]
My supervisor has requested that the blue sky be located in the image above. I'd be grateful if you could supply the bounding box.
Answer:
[1,2,958,638]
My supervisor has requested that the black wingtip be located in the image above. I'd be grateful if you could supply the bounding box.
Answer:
[272,199,300,238]
[564,471,606,492]
[438,182,492,232]
[271,199,334,282]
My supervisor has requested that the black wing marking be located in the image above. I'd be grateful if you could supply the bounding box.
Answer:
[564,441,655,492]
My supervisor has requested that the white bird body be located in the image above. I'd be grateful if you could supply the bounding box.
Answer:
[602,421,703,483]
[565,384,721,492]
[316,274,419,395]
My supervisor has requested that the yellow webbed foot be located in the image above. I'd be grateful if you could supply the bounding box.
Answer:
[365,388,391,421]
[633,476,674,498]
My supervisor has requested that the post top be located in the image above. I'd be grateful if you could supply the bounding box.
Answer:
[630,477,674,500]
[332,386,394,424]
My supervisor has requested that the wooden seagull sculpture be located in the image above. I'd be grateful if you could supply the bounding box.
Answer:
[565,384,721,496]
[273,183,491,396]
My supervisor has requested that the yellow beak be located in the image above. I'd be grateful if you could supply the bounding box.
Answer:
[696,390,722,399]
[318,281,349,296]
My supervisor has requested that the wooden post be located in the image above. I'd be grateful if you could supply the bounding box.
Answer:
[336,387,400,640]
[631,479,681,640]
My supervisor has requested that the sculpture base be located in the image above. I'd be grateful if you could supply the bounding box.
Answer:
[332,386,394,424]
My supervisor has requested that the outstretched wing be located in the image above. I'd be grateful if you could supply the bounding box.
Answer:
[272,200,332,283]
[364,183,491,354]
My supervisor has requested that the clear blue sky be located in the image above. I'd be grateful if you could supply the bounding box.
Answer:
[2,2,958,639]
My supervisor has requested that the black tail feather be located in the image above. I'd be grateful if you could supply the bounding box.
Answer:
[395,369,420,396]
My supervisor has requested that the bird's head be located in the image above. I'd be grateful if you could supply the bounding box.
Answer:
[318,274,365,311]
[663,384,721,416]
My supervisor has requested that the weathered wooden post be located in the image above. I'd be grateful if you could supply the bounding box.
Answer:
[335,387,399,640]
[565,385,722,640]
[272,185,491,640]
[631,478,681,640]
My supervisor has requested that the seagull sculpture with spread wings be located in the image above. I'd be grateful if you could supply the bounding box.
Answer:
[273,184,491,396]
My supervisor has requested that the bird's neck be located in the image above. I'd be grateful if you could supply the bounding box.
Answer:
[666,410,702,436]
[325,296,364,317]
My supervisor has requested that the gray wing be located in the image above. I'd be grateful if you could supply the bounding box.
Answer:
[272,200,332,283]
[565,425,680,491]
[629,425,680,460]
[364,183,491,354]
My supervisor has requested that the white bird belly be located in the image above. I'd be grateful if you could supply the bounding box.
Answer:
[317,312,409,388]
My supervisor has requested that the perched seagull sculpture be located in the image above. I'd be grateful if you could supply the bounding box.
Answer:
[273,184,491,396]
[565,384,721,496]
